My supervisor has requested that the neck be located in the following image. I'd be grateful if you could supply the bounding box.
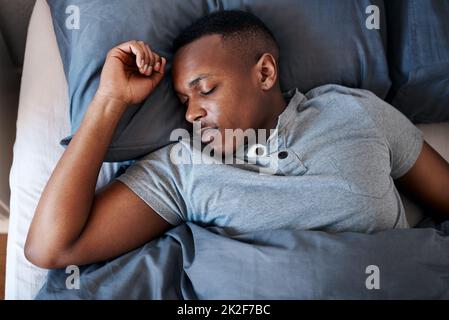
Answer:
[261,89,287,132]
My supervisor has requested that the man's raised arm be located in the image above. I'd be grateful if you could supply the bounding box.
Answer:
[25,41,170,268]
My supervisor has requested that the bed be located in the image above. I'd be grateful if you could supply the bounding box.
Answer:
[6,0,449,299]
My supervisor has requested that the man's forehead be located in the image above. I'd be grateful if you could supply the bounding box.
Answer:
[172,35,238,92]
[175,34,224,60]
[173,35,232,69]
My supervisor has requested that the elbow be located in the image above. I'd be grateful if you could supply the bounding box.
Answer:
[24,212,72,269]
[24,239,66,270]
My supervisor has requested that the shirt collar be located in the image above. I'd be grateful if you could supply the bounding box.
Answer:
[265,88,306,144]
[276,88,306,130]
[241,88,306,159]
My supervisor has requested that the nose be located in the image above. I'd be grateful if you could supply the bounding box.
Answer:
[185,102,206,124]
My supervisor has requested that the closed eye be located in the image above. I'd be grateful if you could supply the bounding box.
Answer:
[200,87,217,96]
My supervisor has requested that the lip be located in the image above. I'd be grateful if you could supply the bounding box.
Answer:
[198,127,220,144]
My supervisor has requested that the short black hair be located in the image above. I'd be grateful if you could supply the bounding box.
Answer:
[173,10,279,66]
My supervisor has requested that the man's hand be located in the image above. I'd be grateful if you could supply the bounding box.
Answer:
[96,40,167,106]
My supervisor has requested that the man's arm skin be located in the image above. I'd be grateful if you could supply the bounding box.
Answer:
[395,141,449,219]
[25,41,170,269]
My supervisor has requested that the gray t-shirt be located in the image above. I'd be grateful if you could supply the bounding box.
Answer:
[116,84,424,235]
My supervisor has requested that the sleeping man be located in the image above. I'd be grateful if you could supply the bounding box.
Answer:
[25,10,449,269]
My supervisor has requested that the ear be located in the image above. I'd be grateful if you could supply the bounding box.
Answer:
[255,53,278,91]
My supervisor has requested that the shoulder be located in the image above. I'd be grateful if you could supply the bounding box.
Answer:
[300,84,379,119]
[305,84,378,101]
[137,141,193,165]
[304,84,390,120]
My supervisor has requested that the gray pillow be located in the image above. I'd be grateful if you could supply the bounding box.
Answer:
[222,0,391,98]
[48,0,391,161]
[386,0,449,123]
[47,0,210,162]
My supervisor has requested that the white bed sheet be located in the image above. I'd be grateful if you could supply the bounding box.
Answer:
[5,0,449,300]
[5,0,122,300]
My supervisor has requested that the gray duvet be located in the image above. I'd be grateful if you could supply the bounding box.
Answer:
[35,219,449,299]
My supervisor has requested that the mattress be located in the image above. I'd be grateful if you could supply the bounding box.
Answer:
[5,0,449,300]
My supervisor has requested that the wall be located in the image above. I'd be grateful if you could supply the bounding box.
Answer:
[0,0,36,67]
[0,31,20,215]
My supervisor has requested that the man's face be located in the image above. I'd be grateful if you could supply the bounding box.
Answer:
[172,34,268,156]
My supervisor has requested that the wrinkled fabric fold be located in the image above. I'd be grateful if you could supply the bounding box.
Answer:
[36,219,449,300]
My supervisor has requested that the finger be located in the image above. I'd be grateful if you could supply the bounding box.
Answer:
[128,42,145,69]
[116,41,137,54]
[133,57,166,98]
[137,41,150,73]
[116,41,145,68]
[145,44,155,65]
[152,51,162,72]
[143,44,156,76]
[151,56,167,82]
